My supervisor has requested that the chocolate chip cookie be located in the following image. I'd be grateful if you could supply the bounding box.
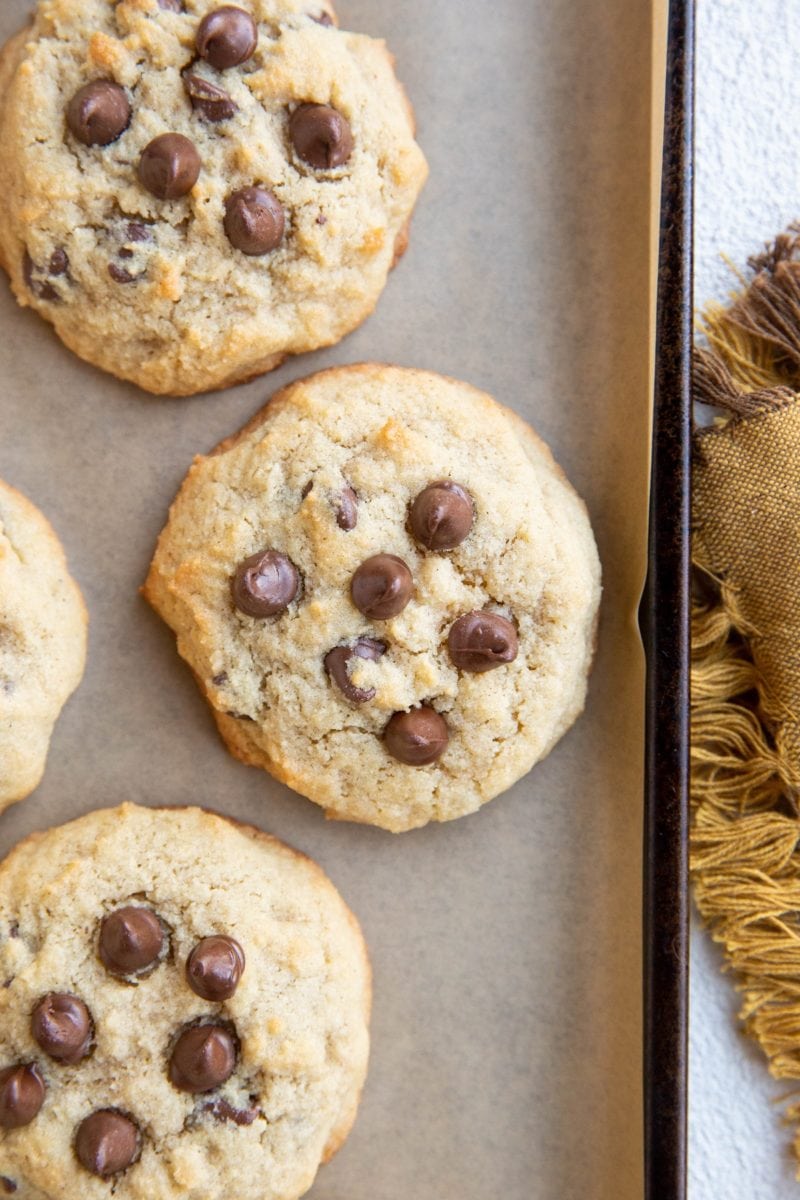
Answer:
[144,365,602,832]
[0,2,427,395]
[0,479,86,814]
[0,803,370,1198]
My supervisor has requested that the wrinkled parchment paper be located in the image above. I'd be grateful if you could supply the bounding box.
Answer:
[0,2,657,1195]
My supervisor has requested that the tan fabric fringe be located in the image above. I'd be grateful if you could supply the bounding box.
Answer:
[692,229,800,1162]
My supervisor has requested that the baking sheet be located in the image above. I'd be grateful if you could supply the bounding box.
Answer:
[0,2,655,1196]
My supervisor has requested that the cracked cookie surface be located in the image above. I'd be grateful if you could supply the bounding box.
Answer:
[0,1,427,395]
[0,803,370,1199]
[144,365,603,832]
[0,479,86,815]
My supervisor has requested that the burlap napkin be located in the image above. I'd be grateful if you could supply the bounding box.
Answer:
[693,229,800,1147]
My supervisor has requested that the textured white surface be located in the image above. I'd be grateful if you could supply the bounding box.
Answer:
[691,2,800,1196]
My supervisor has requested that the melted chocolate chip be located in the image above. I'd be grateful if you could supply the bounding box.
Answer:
[75,1110,140,1177]
[232,549,299,617]
[0,1178,17,1194]
[126,221,153,243]
[311,11,334,25]
[351,555,413,619]
[325,638,386,704]
[290,103,353,169]
[108,263,138,284]
[224,187,285,255]
[203,1097,259,1125]
[169,1024,237,1094]
[0,1064,45,1130]
[409,481,475,551]
[138,134,201,200]
[99,906,164,977]
[212,672,229,686]
[158,0,184,9]
[186,937,245,1002]
[23,252,59,302]
[336,486,358,531]
[49,248,69,276]
[384,707,449,766]
[197,7,258,69]
[66,81,131,147]
[31,993,93,1064]
[183,72,238,122]
[114,221,152,270]
[448,612,519,673]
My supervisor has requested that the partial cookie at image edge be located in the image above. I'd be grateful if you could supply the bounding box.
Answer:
[0,802,371,1199]
[0,2,428,395]
[0,478,87,815]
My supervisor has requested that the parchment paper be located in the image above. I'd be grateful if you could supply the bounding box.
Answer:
[0,2,655,1196]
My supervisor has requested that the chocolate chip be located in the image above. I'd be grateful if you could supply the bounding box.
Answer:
[114,222,152,270]
[203,1097,258,1125]
[0,1178,17,1194]
[66,80,131,147]
[448,612,519,673]
[99,906,164,977]
[384,707,449,766]
[301,480,314,499]
[139,134,201,200]
[0,1064,45,1129]
[75,1110,141,1177]
[197,7,258,69]
[410,481,474,551]
[169,1024,237,1093]
[49,248,69,276]
[336,486,358,531]
[316,211,327,225]
[311,11,334,25]
[31,993,93,1064]
[23,252,59,302]
[289,103,353,169]
[232,549,299,617]
[186,936,245,1002]
[108,263,138,284]
[325,638,386,704]
[183,72,238,122]
[224,187,285,255]
[351,555,413,619]
[212,672,229,686]
[126,221,153,243]
[158,0,184,9]
[9,924,19,938]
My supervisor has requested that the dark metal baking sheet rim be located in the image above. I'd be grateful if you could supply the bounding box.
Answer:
[640,0,693,1197]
